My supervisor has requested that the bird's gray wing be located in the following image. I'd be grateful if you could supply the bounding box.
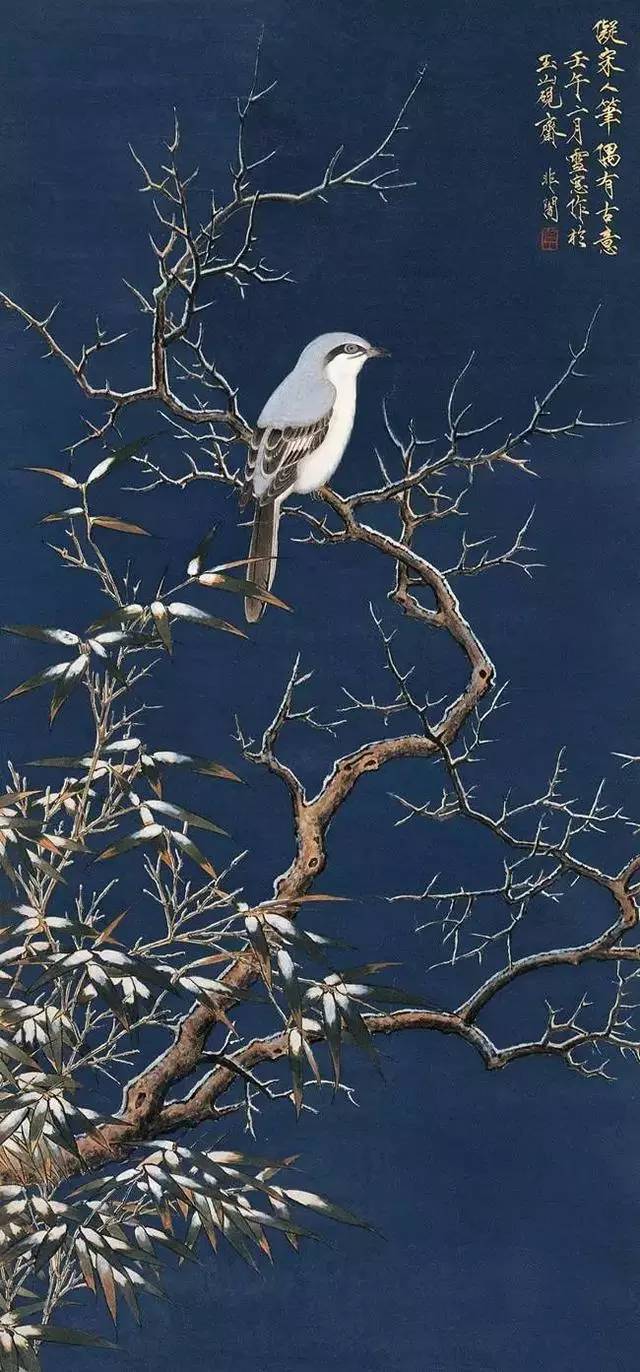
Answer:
[242,413,332,506]
[239,429,262,509]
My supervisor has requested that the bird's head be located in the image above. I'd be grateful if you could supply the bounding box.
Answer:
[299,332,389,386]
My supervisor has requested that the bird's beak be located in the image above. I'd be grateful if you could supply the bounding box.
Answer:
[367,345,390,359]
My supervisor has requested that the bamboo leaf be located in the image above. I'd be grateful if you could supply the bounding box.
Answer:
[3,662,68,702]
[86,604,144,635]
[23,466,79,487]
[86,436,158,485]
[277,950,303,1026]
[197,573,291,611]
[244,915,272,989]
[281,1188,374,1231]
[39,507,84,523]
[169,830,217,878]
[0,790,37,807]
[166,602,247,638]
[186,522,218,578]
[96,825,163,862]
[87,965,128,1025]
[146,799,228,835]
[264,913,331,963]
[335,991,383,1076]
[1,1333,19,1372]
[287,1028,304,1118]
[104,738,142,754]
[1,625,80,647]
[75,1236,97,1292]
[32,1223,67,1270]
[0,1107,29,1145]
[322,991,342,1087]
[95,1253,118,1322]
[92,909,129,947]
[0,817,42,835]
[49,654,89,724]
[90,516,150,536]
[302,1036,321,1084]
[150,751,242,783]
[27,754,91,769]
[28,854,67,883]
[201,559,265,574]
[151,601,172,654]
[18,1326,116,1350]
[334,962,400,979]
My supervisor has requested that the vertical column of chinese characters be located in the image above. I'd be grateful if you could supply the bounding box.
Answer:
[564,51,590,248]
[594,18,626,255]
[537,53,564,249]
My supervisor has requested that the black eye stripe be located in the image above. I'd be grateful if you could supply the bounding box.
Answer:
[325,343,364,362]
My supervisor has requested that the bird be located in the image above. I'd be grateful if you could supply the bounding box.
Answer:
[241,332,389,622]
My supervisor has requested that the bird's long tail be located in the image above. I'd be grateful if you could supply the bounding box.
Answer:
[244,498,280,623]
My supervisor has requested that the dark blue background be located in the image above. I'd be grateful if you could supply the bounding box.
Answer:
[1,1,640,1368]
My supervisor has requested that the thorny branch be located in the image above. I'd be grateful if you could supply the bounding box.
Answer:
[0,55,425,461]
[0,45,637,1359]
[20,300,635,1183]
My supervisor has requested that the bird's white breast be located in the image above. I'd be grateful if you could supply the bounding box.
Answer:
[293,379,357,494]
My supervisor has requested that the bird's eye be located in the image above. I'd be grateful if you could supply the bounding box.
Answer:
[343,343,361,355]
